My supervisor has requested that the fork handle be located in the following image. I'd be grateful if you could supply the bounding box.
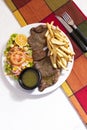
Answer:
[70,31,87,52]
[73,27,87,46]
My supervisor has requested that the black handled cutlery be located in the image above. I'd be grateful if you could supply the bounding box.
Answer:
[62,12,87,46]
[56,16,87,52]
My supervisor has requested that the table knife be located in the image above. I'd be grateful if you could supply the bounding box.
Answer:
[74,27,87,46]
[62,12,87,46]
[56,16,87,52]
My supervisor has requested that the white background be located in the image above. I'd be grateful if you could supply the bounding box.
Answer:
[0,0,87,130]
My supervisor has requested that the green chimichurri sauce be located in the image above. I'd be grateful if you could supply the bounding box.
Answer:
[22,70,38,88]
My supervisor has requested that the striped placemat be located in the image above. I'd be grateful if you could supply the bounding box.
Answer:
[5,0,87,124]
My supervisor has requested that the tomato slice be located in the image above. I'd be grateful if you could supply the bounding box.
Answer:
[10,51,25,65]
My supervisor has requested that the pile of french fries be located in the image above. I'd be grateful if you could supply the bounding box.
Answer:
[45,21,75,70]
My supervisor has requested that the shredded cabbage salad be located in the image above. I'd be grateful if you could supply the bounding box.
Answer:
[4,34,34,79]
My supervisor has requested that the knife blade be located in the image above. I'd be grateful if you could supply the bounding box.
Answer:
[56,16,87,52]
[56,16,73,33]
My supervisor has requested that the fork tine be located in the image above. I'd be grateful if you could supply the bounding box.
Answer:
[63,12,71,18]
[62,12,71,22]
[62,12,75,26]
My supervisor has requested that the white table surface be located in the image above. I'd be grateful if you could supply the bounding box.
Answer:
[0,0,87,130]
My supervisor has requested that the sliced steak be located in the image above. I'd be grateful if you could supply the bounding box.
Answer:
[28,25,48,61]
[34,57,60,91]
[34,57,58,77]
[28,25,60,91]
[39,72,60,91]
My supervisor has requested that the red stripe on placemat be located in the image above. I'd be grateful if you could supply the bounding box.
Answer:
[75,85,87,113]
[41,13,67,33]
[12,0,31,9]
[73,1,87,20]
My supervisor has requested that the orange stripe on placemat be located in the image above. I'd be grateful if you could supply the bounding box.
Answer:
[19,0,52,24]
[67,68,83,93]
[73,55,87,87]
[70,95,87,124]
[67,54,87,93]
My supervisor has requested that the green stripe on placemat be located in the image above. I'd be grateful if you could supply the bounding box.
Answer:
[45,0,69,11]
[78,21,87,37]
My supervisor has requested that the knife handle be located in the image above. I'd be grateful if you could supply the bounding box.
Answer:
[74,28,87,46]
[70,31,87,52]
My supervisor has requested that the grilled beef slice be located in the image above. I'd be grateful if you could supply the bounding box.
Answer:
[28,25,60,91]
[28,25,48,61]
[34,57,60,91]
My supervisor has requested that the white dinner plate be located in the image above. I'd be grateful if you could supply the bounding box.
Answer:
[2,23,74,96]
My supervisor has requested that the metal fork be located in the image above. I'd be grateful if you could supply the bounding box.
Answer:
[62,12,77,29]
[62,12,87,45]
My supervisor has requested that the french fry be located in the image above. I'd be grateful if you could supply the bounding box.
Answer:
[45,21,75,70]
[45,30,49,37]
[54,32,68,42]
[59,46,75,55]
[51,38,66,45]
[57,59,67,70]
[56,48,69,60]
[61,57,67,67]
[46,23,54,37]
[50,55,57,68]
[56,51,63,58]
